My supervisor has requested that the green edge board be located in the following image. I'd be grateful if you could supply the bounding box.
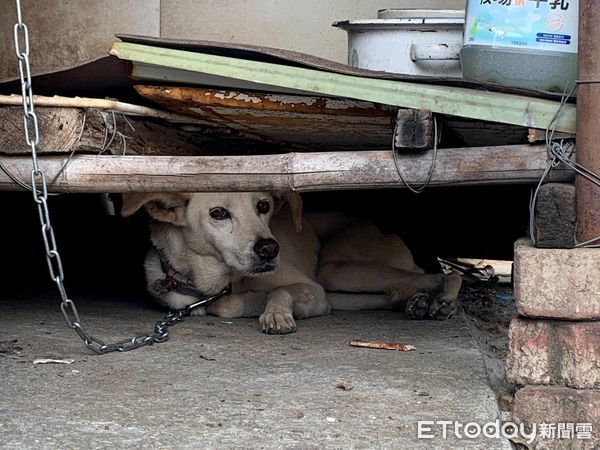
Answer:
[110,42,576,134]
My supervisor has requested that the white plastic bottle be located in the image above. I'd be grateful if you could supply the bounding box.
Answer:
[461,0,578,93]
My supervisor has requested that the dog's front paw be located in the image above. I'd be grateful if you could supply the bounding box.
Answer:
[259,311,297,335]
[405,293,431,320]
[405,293,459,320]
[429,294,459,321]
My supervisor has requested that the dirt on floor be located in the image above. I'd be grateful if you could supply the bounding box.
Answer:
[0,286,512,449]
[460,280,517,415]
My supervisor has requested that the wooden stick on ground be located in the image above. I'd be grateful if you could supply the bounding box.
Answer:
[350,339,416,352]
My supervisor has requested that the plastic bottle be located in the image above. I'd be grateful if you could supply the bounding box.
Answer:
[461,0,578,93]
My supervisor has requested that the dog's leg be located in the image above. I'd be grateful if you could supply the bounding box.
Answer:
[207,291,267,318]
[260,286,295,335]
[319,262,441,297]
[260,282,329,335]
[207,282,329,334]
[404,272,462,320]
[318,262,461,320]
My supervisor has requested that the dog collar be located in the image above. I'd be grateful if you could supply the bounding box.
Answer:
[153,249,232,310]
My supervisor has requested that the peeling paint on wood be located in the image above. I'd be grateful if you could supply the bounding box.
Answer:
[136,86,397,150]
[110,42,577,134]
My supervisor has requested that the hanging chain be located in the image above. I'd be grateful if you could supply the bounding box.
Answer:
[11,0,224,353]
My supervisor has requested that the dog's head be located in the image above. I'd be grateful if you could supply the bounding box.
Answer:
[121,192,302,277]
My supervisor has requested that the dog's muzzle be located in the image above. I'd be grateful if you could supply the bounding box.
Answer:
[253,238,279,261]
[248,238,279,275]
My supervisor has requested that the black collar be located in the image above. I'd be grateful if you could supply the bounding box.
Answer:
[153,249,232,311]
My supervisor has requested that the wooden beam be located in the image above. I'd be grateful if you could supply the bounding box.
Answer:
[0,107,82,154]
[110,42,577,134]
[527,128,575,143]
[444,118,529,146]
[0,145,573,193]
[0,106,204,156]
[0,94,206,124]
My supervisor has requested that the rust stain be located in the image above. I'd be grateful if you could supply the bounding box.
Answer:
[134,85,396,150]
[135,85,396,118]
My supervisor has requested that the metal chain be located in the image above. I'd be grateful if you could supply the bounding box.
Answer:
[11,0,224,353]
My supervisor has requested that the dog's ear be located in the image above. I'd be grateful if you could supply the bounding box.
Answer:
[273,191,303,233]
[121,193,191,226]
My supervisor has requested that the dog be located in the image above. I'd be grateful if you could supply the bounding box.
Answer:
[121,192,462,334]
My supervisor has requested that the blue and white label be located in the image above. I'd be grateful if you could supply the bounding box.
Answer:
[464,0,578,53]
[536,33,571,45]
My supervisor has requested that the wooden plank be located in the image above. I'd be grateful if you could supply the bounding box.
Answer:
[134,85,397,151]
[0,106,205,156]
[0,145,573,193]
[527,128,575,143]
[444,117,529,146]
[0,107,83,154]
[109,42,577,134]
[0,94,209,124]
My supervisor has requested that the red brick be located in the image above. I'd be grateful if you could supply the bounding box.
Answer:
[513,386,600,449]
[514,239,600,320]
[506,319,600,389]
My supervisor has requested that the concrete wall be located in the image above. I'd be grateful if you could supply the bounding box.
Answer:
[161,0,466,63]
[0,0,160,79]
[1,0,466,80]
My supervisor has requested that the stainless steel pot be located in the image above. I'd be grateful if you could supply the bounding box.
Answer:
[334,9,465,78]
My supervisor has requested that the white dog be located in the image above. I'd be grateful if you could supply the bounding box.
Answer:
[121,192,462,334]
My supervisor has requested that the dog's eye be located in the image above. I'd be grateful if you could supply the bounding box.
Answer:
[257,200,270,215]
[209,207,230,220]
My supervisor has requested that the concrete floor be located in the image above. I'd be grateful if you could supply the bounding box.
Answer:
[0,289,510,449]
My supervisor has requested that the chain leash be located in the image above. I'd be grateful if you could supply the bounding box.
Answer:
[11,0,224,353]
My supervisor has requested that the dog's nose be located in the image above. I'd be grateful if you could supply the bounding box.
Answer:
[253,238,279,261]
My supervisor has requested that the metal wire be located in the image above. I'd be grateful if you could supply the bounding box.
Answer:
[0,160,37,191]
[529,85,600,248]
[2,105,132,190]
[49,110,87,185]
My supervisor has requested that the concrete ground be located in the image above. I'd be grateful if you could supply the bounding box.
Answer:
[0,288,510,449]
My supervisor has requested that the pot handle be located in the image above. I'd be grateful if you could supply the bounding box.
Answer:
[410,44,461,61]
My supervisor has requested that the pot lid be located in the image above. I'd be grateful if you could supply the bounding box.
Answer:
[377,9,464,20]
[333,9,464,30]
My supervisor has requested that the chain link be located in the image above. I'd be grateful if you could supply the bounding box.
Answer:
[11,0,229,354]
